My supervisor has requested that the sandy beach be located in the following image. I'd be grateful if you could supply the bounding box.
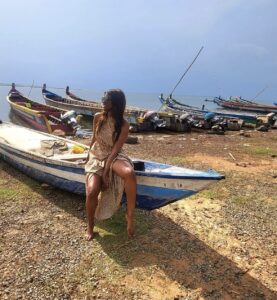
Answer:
[1,129,276,299]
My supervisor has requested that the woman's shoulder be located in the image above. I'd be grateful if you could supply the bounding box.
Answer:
[94,112,103,120]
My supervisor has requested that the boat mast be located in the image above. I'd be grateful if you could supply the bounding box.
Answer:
[168,46,204,99]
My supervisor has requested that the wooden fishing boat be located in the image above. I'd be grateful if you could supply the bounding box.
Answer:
[0,122,224,210]
[7,84,78,135]
[42,84,99,117]
[43,85,149,118]
[65,86,148,115]
[159,94,257,123]
[210,96,277,114]
[46,85,166,132]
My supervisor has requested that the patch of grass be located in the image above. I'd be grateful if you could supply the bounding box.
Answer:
[169,156,190,166]
[96,208,152,244]
[0,177,41,209]
[200,187,229,201]
[229,195,253,205]
[245,146,277,157]
[94,209,153,265]
[0,188,18,199]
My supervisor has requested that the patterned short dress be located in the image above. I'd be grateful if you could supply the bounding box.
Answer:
[85,116,133,220]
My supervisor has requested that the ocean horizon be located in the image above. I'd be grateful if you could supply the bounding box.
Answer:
[0,85,274,124]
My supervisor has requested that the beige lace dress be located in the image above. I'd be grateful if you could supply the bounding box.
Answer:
[85,116,133,220]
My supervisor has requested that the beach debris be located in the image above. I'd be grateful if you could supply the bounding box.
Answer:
[239,130,251,137]
[75,128,92,138]
[256,125,269,132]
[229,152,236,161]
[125,136,138,144]
[257,112,276,128]
[235,162,250,167]
[52,129,66,136]
[227,119,243,131]
[207,125,225,134]
[41,183,50,188]
[271,120,277,129]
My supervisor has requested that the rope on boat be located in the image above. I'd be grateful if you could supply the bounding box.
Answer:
[28,80,35,97]
[252,85,268,101]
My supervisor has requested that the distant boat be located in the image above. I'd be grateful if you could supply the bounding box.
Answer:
[0,122,224,210]
[45,85,168,132]
[209,96,277,114]
[65,86,148,115]
[43,85,149,119]
[7,84,78,135]
[42,84,98,117]
[159,94,257,123]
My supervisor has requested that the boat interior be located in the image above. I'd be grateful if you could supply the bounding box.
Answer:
[0,124,84,161]
[0,124,149,168]
[45,94,63,102]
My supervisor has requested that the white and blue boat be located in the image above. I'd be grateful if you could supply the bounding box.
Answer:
[0,122,224,210]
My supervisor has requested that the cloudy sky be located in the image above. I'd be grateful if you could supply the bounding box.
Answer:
[0,0,276,101]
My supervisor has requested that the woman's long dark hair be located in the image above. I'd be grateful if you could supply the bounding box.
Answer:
[96,89,126,142]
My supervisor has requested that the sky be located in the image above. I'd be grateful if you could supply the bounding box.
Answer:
[0,0,276,102]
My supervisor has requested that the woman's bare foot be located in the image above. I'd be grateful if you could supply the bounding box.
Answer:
[125,213,134,238]
[86,229,94,241]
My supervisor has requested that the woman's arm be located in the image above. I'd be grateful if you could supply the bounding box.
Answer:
[85,113,101,162]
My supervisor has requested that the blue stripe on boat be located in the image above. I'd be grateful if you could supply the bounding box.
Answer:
[1,145,224,180]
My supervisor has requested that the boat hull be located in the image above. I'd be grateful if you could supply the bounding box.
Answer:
[7,87,76,135]
[212,97,277,114]
[0,122,224,210]
[0,144,215,209]
[159,96,257,123]
[161,104,257,123]
[11,105,50,133]
[219,103,277,114]
[45,98,95,117]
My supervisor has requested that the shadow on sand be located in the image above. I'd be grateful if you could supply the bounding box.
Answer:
[2,161,276,299]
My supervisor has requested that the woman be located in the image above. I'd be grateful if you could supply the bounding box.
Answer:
[85,89,136,241]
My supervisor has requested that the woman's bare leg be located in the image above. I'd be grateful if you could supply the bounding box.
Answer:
[112,160,136,238]
[86,173,102,240]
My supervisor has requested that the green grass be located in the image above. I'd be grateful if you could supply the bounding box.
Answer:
[0,176,42,212]
[93,208,153,266]
[96,208,152,244]
[199,186,229,201]
[0,188,19,199]
[245,146,277,157]
[169,156,190,166]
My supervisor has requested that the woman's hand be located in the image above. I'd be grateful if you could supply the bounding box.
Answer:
[84,154,90,164]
